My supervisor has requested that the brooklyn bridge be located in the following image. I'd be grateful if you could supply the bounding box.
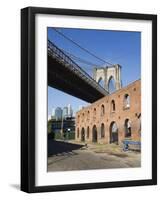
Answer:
[48,39,110,103]
[48,28,122,103]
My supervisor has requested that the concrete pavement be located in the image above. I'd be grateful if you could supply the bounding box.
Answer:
[47,140,141,172]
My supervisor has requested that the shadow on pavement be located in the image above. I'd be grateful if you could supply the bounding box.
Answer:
[48,140,84,157]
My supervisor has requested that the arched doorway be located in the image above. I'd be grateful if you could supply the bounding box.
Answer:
[77,128,79,138]
[109,122,118,144]
[138,114,141,136]
[87,126,90,139]
[124,119,131,138]
[101,123,105,138]
[81,127,85,142]
[92,125,97,142]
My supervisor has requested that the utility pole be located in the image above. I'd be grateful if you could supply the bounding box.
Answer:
[61,114,64,139]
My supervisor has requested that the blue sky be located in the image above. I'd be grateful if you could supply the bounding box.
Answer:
[48,28,141,116]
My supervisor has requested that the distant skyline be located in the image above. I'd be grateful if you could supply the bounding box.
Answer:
[48,87,88,116]
[48,28,141,115]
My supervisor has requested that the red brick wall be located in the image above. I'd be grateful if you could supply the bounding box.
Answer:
[76,80,141,144]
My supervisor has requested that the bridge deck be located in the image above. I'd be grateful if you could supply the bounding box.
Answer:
[48,40,109,103]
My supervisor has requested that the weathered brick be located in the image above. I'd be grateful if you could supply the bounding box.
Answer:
[76,80,141,144]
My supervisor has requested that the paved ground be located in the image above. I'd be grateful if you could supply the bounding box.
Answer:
[47,140,141,172]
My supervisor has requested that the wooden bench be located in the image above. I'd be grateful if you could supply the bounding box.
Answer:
[122,140,141,151]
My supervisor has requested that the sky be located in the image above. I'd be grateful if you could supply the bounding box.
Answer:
[47,27,141,116]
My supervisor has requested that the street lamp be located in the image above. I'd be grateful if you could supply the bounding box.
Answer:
[67,128,71,141]
[61,114,64,139]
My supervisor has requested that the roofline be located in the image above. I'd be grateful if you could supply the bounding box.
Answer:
[76,78,141,114]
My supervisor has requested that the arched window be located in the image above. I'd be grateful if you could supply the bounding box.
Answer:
[82,113,85,122]
[87,111,90,120]
[94,108,96,115]
[124,119,131,137]
[101,123,105,138]
[138,114,141,136]
[77,115,80,123]
[77,128,79,138]
[124,94,130,108]
[93,108,96,120]
[101,104,105,116]
[87,126,90,139]
[111,100,115,112]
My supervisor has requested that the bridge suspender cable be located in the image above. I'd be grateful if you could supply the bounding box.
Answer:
[52,28,113,66]
[61,49,101,67]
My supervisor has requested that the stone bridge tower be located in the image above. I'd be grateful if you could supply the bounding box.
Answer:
[93,64,122,93]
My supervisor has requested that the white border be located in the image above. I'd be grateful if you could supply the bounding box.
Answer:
[35,14,152,186]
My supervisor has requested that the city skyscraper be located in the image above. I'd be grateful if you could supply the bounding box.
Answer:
[51,107,62,120]
[51,105,74,120]
[67,104,73,118]
[51,107,55,119]
[63,106,68,119]
[55,107,62,120]
[51,107,55,117]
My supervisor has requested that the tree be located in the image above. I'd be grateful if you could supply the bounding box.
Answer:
[47,120,55,139]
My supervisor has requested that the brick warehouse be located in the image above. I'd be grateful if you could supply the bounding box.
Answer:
[76,79,141,144]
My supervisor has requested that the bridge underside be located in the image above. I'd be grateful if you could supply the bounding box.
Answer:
[48,55,106,103]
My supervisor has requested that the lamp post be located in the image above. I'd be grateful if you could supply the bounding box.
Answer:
[61,114,64,140]
[67,128,70,141]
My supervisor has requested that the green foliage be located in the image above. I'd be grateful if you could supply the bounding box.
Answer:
[67,131,75,140]
[47,120,53,134]
[54,131,75,140]
[47,120,75,140]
